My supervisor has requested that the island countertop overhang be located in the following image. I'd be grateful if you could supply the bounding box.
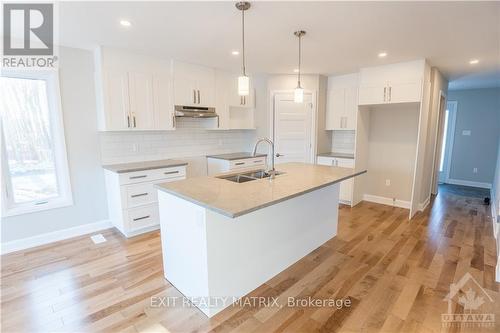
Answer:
[155,162,366,218]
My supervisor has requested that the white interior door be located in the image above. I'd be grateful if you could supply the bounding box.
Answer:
[273,93,314,164]
[438,101,457,183]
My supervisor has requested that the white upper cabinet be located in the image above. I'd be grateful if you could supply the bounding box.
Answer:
[95,47,174,131]
[101,69,130,130]
[358,60,424,106]
[128,72,155,129]
[325,73,358,130]
[172,61,215,107]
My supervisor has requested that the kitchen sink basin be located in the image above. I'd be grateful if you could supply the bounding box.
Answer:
[217,170,285,183]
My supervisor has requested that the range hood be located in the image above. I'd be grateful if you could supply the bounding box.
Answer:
[174,105,218,118]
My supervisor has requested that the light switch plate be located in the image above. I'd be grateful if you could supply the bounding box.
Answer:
[462,130,471,136]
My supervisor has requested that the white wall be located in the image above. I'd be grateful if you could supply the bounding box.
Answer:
[1,47,109,243]
[422,68,448,201]
[447,88,500,185]
[366,105,420,202]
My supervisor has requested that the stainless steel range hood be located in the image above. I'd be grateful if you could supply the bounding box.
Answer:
[174,105,218,118]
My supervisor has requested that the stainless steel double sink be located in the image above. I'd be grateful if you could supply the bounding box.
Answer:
[217,170,285,183]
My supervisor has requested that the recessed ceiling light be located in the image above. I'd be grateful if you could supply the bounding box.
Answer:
[293,68,299,73]
[378,52,388,58]
[231,50,240,55]
[120,20,131,27]
[469,59,479,65]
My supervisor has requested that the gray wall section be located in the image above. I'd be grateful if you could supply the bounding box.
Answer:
[1,47,109,242]
[447,88,500,184]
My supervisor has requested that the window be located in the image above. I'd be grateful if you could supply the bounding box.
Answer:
[1,71,72,216]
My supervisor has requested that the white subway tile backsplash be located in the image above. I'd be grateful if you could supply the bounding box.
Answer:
[99,124,255,166]
[331,130,355,153]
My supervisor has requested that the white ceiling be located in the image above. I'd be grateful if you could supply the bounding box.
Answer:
[57,1,500,87]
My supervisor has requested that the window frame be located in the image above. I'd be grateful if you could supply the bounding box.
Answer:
[1,70,73,217]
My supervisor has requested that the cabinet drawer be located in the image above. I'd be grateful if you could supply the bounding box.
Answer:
[119,166,186,185]
[229,157,266,170]
[125,183,157,208]
[336,158,355,168]
[317,156,335,166]
[127,204,159,230]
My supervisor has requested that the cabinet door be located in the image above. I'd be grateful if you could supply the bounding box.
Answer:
[387,81,421,104]
[326,88,345,130]
[103,69,130,130]
[195,66,216,107]
[339,179,353,203]
[358,85,386,106]
[172,61,198,107]
[153,73,174,130]
[343,87,358,130]
[317,156,335,166]
[128,72,155,129]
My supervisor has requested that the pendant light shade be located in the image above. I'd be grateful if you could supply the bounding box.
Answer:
[294,86,304,103]
[238,75,250,96]
[293,30,306,103]
[236,2,251,96]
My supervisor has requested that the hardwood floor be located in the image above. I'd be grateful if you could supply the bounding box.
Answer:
[1,185,499,332]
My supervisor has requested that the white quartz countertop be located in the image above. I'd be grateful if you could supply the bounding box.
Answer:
[102,159,188,173]
[156,162,366,218]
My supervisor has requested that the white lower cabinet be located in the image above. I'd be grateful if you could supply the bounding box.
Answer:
[316,156,354,205]
[207,156,267,175]
[104,166,186,237]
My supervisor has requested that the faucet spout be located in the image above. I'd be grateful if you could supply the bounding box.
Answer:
[252,138,276,178]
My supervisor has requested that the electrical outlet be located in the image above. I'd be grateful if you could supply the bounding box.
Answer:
[385,179,391,186]
[473,167,478,174]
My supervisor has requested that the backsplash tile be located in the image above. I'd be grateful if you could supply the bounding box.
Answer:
[331,130,355,153]
[99,118,256,176]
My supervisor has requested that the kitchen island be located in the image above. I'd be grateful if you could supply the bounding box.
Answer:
[156,162,366,317]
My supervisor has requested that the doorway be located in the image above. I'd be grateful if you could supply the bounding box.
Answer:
[433,99,457,192]
[272,92,316,164]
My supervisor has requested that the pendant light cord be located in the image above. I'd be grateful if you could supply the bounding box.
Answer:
[242,9,246,76]
[297,34,301,87]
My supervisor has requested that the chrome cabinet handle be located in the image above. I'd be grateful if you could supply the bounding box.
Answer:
[172,114,176,128]
[244,96,246,105]
[127,115,131,128]
[164,171,179,175]
[384,87,387,102]
[389,86,392,101]
[197,90,200,104]
[235,162,245,165]
[276,153,284,157]
[193,90,196,104]
[131,193,148,198]
[129,175,147,179]
[133,215,150,221]
[133,114,137,128]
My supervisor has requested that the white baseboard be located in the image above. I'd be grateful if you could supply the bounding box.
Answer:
[1,220,112,255]
[363,194,410,209]
[419,196,431,212]
[445,178,492,189]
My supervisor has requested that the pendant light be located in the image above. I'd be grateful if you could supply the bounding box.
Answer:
[294,30,306,103]
[236,2,251,96]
